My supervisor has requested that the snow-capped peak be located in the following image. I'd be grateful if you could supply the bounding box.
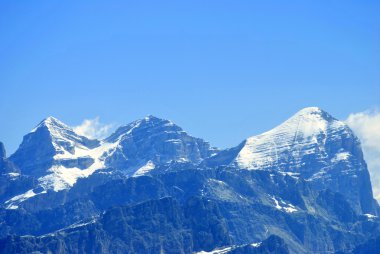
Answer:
[144,114,164,121]
[6,117,120,207]
[287,106,336,127]
[232,107,373,213]
[235,107,349,170]
[9,117,103,191]
[103,115,215,172]
[32,117,100,158]
[141,115,176,125]
[105,115,181,143]
[294,106,323,115]
[31,116,69,133]
[140,115,177,128]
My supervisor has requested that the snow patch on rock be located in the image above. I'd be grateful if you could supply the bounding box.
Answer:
[271,196,298,213]
[5,189,47,209]
[133,161,155,177]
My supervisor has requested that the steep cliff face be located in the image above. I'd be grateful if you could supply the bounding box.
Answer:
[0,142,5,160]
[0,142,18,175]
[0,142,34,205]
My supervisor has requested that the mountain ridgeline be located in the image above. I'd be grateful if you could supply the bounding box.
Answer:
[0,107,379,254]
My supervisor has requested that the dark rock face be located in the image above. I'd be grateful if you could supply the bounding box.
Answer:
[184,196,231,251]
[56,156,95,169]
[316,190,357,223]
[228,235,289,254]
[0,142,5,159]
[0,142,30,203]
[352,236,380,254]
[10,124,56,176]
[0,142,18,174]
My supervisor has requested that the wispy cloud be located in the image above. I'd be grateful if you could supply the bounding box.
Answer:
[73,117,114,140]
[346,109,380,202]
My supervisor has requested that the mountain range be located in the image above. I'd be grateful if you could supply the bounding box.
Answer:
[0,107,379,254]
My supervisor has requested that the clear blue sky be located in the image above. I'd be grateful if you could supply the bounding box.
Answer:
[1,0,379,154]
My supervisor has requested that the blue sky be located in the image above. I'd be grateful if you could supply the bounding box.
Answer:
[1,0,379,154]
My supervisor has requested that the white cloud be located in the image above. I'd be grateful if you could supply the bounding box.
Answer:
[346,109,380,202]
[73,117,114,140]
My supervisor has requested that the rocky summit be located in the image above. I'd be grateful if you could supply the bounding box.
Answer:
[0,107,379,254]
